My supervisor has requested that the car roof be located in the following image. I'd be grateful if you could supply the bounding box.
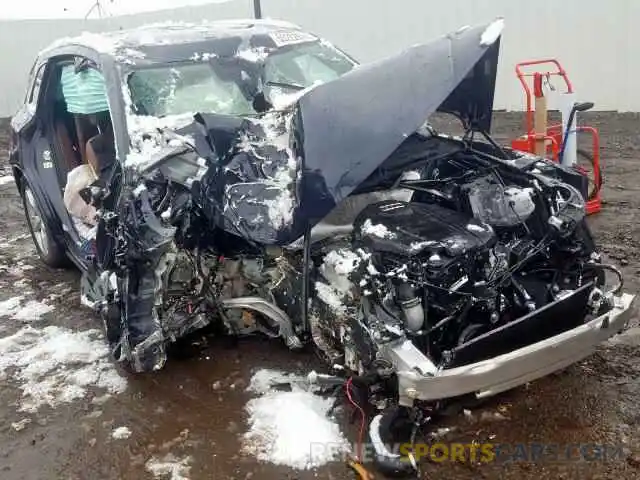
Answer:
[38,19,318,66]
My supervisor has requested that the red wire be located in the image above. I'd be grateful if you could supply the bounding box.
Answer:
[345,377,366,463]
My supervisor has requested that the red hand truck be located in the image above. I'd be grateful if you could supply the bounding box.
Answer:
[510,59,602,215]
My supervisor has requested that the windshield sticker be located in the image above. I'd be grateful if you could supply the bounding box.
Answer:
[269,30,317,47]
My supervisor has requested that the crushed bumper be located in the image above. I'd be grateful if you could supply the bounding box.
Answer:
[392,293,637,406]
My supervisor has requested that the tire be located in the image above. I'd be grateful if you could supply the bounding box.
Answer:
[21,182,69,268]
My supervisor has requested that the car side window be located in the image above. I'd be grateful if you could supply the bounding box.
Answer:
[27,63,46,105]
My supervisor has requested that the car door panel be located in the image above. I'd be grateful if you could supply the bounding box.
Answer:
[18,59,88,270]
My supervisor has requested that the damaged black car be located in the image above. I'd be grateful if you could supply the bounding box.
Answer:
[9,17,636,471]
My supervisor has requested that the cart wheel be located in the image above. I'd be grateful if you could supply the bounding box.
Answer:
[575,148,603,201]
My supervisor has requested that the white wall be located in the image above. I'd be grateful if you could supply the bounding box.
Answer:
[1,0,638,117]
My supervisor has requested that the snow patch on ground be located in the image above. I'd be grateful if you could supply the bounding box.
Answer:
[242,369,348,470]
[146,454,192,480]
[0,296,54,322]
[0,175,14,186]
[247,368,299,395]
[11,418,31,431]
[0,296,23,317]
[0,325,127,413]
[12,300,54,322]
[112,426,132,440]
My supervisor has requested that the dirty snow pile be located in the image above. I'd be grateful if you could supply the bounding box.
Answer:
[241,369,349,470]
[0,296,127,413]
[0,296,53,322]
[112,426,133,440]
[146,454,192,480]
[0,175,14,186]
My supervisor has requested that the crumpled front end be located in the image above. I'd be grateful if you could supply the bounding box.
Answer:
[388,291,636,406]
[196,111,304,245]
[111,185,179,372]
[92,18,637,392]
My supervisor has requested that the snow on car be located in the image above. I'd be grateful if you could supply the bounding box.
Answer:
[8,17,636,476]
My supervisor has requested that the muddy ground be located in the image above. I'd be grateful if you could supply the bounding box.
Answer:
[0,112,639,480]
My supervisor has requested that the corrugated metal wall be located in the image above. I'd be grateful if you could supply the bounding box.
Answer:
[0,0,637,117]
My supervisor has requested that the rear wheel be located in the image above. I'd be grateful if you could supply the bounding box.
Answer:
[21,183,69,268]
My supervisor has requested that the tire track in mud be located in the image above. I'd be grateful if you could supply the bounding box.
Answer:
[1,114,639,480]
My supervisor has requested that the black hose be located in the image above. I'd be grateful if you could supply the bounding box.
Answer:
[559,107,578,164]
[479,128,511,160]
[369,409,417,477]
[490,235,550,287]
[588,263,624,295]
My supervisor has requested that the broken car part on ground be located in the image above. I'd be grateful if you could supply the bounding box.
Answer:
[8,18,637,475]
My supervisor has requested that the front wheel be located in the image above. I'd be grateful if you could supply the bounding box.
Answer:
[21,183,69,268]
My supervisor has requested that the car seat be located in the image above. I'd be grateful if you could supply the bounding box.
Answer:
[85,119,116,180]
[53,101,82,174]
[74,114,99,165]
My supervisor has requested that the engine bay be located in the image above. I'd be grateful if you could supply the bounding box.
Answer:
[304,142,617,376]
[97,127,622,377]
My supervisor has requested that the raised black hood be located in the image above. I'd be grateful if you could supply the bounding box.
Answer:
[296,20,502,228]
[196,20,503,245]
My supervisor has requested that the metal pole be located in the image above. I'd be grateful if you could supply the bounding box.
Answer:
[253,0,262,19]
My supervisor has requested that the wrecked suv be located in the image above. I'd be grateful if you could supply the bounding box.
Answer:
[9,18,636,466]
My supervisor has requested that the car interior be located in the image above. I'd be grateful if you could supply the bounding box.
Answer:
[42,57,117,241]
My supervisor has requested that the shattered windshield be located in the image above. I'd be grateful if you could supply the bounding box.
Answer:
[126,40,355,117]
[128,63,255,117]
[263,41,355,99]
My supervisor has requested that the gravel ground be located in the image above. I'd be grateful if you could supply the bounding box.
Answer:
[0,112,639,480]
